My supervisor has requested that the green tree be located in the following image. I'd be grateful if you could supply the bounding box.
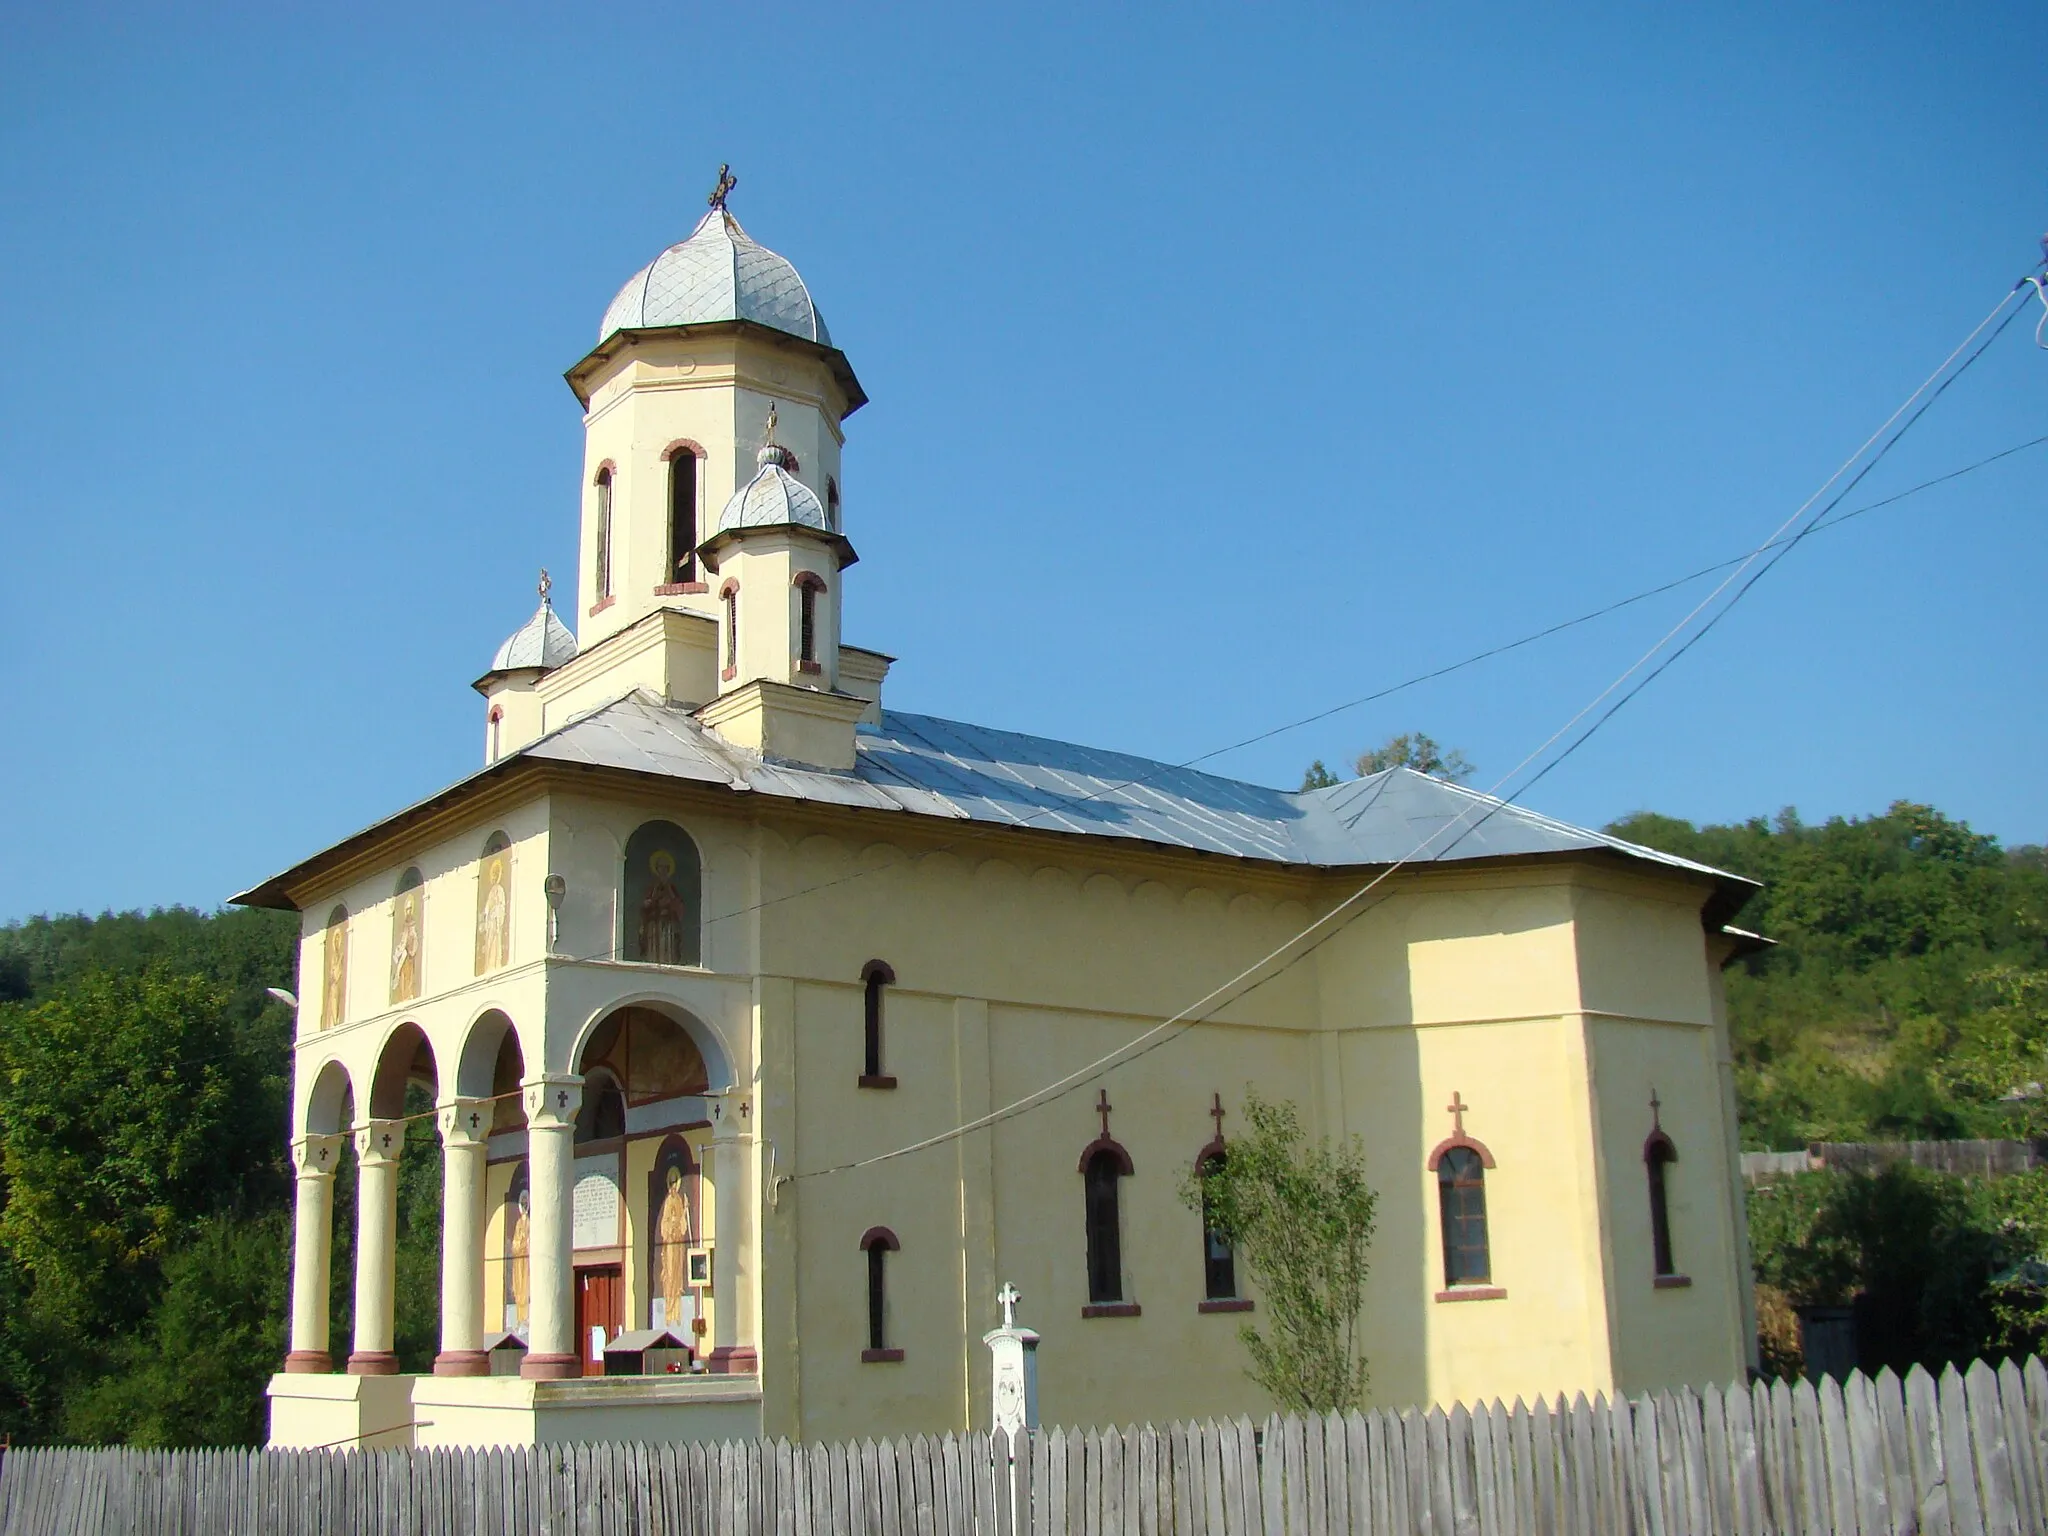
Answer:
[1299,760,1341,791]
[1182,1092,1378,1412]
[1353,733,1473,783]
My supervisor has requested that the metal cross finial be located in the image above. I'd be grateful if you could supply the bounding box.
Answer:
[997,1282,1021,1330]
[1096,1088,1113,1138]
[538,568,552,601]
[708,164,738,211]
[763,401,779,446]
[1446,1091,1469,1138]
[1210,1092,1226,1138]
[1649,1087,1662,1130]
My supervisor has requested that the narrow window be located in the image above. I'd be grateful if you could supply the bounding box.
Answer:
[1198,1151,1237,1301]
[1437,1148,1491,1287]
[721,582,739,677]
[1085,1150,1125,1304]
[1646,1134,1679,1279]
[595,468,614,602]
[859,1228,902,1361]
[826,476,841,533]
[668,453,697,583]
[800,582,818,666]
[859,961,896,1087]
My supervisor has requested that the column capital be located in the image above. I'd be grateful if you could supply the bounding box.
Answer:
[354,1117,405,1169]
[292,1132,346,1178]
[522,1074,583,1131]
[438,1097,493,1148]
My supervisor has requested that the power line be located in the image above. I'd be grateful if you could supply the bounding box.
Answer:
[783,280,2033,1185]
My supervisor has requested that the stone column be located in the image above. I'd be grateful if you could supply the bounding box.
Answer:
[520,1075,583,1380]
[434,1098,491,1376]
[347,1118,404,1375]
[705,1105,758,1374]
[284,1132,345,1373]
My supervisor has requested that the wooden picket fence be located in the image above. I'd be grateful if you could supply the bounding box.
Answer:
[3,1355,2048,1535]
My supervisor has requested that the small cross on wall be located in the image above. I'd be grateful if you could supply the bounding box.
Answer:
[1209,1092,1226,1138]
[1095,1088,1113,1139]
[1649,1087,1662,1131]
[1446,1091,1470,1138]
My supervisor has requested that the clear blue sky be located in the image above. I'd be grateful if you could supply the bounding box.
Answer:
[2,4,2043,922]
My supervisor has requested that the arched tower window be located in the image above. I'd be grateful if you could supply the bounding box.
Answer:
[795,573,825,673]
[1428,1091,1500,1298]
[622,820,702,966]
[860,1227,902,1362]
[859,961,896,1088]
[667,450,699,585]
[720,580,739,681]
[1645,1096,1684,1284]
[1079,1091,1137,1314]
[594,466,615,604]
[826,476,841,533]
[389,867,424,1005]
[1193,1096,1245,1308]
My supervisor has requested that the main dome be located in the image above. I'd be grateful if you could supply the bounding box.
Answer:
[597,208,831,347]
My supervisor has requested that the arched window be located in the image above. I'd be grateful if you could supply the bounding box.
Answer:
[667,451,698,585]
[720,580,739,680]
[1436,1148,1492,1289]
[795,575,822,671]
[487,703,503,762]
[860,1227,902,1361]
[1079,1096,1137,1315]
[622,821,703,966]
[1646,1127,1682,1282]
[594,467,615,604]
[1196,1149,1241,1305]
[859,961,896,1088]
[475,831,512,975]
[390,867,424,1005]
[320,904,349,1030]
[826,476,841,533]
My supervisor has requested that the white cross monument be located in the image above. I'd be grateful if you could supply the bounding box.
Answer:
[983,1282,1040,1439]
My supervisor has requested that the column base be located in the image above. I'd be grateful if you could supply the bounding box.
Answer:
[283,1349,333,1375]
[346,1350,400,1376]
[520,1352,582,1380]
[432,1350,491,1377]
[706,1346,759,1375]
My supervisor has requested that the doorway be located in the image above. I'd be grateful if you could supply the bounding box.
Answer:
[575,1265,623,1376]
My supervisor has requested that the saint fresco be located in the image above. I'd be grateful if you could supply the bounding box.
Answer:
[622,821,701,965]
[390,871,423,1004]
[475,834,511,974]
[508,1185,531,1332]
[321,906,348,1030]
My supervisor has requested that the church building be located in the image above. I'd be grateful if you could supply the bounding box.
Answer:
[243,176,1764,1450]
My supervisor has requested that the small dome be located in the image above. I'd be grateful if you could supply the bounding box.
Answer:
[715,457,828,536]
[599,208,831,347]
[489,595,577,674]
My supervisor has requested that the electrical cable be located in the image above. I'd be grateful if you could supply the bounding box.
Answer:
[782,280,2034,1185]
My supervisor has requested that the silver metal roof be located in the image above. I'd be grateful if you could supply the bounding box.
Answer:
[523,694,1744,884]
[488,597,578,674]
[598,209,831,347]
[715,454,827,536]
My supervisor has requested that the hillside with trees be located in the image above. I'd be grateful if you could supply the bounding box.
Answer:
[3,793,2047,1441]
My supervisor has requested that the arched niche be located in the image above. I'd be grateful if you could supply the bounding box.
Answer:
[572,998,732,1100]
[302,1057,356,1137]
[622,820,703,966]
[368,1021,438,1121]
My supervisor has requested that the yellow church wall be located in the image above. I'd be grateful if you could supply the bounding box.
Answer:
[1584,1015,1748,1395]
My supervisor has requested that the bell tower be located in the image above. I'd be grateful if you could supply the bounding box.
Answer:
[563,169,866,653]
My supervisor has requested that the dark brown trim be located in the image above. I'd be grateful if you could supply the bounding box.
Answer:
[655,582,709,596]
[719,578,740,599]
[588,594,616,617]
[660,439,708,463]
[1198,1298,1253,1314]
[432,1349,490,1377]
[861,1347,906,1363]
[705,1345,758,1375]
[521,1352,582,1380]
[487,704,503,724]
[592,459,618,481]
[798,660,824,675]
[721,666,738,682]
[1077,1135,1135,1176]
[857,1074,898,1090]
[1081,1302,1142,1319]
[858,1226,900,1252]
[861,960,897,985]
[346,1350,400,1375]
[1426,1134,1496,1172]
[1434,1286,1507,1303]
[283,1349,333,1374]
[792,571,828,591]
[1653,1274,1693,1290]
[1644,1129,1678,1164]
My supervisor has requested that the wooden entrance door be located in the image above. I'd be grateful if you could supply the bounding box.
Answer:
[574,1265,623,1376]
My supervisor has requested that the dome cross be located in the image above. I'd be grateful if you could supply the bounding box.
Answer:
[708,164,738,211]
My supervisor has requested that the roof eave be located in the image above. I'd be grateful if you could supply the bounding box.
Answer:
[565,319,867,416]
